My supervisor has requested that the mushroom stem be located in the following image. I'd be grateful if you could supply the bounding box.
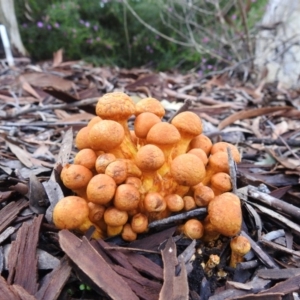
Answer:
[204,254,220,277]
[229,236,251,268]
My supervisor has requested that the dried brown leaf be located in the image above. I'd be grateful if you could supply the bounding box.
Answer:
[218,107,293,130]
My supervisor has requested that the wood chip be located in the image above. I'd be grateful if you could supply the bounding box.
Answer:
[7,215,43,295]
[159,237,189,300]
[0,275,36,300]
[58,230,139,300]
[257,268,300,280]
[35,255,71,300]
[0,199,28,234]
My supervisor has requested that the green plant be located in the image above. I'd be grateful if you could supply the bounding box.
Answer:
[15,0,268,72]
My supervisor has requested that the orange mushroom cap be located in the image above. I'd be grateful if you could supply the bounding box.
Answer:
[96,92,136,123]
[53,196,104,239]
[114,184,140,211]
[210,142,241,163]
[189,134,213,156]
[171,153,206,186]
[86,174,117,205]
[135,97,165,118]
[207,192,242,237]
[60,164,93,191]
[88,120,125,152]
[134,112,161,140]
[171,111,203,157]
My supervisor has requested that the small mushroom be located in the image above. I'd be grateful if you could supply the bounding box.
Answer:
[135,97,165,118]
[171,111,203,157]
[131,213,149,233]
[96,92,137,158]
[86,174,117,205]
[88,120,125,157]
[183,219,204,239]
[210,142,241,163]
[210,172,232,196]
[229,236,251,268]
[53,196,104,239]
[135,144,165,192]
[104,206,128,227]
[189,134,213,155]
[203,192,242,241]
[165,194,184,212]
[105,159,128,184]
[194,185,215,207]
[60,164,93,191]
[75,126,91,150]
[183,196,197,211]
[171,153,206,187]
[74,148,97,170]
[95,153,116,174]
[113,184,140,211]
[134,112,161,146]
[122,223,137,241]
[146,122,181,176]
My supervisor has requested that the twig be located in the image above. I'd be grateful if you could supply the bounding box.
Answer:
[3,97,98,119]
[227,147,237,194]
[148,208,207,229]
[104,246,160,254]
[167,99,192,123]
[263,118,300,161]
[248,138,300,147]
[247,185,300,220]
[240,230,278,269]
[260,239,300,258]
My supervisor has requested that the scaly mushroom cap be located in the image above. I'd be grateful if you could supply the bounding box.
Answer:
[171,111,203,138]
[135,97,165,118]
[135,144,165,172]
[230,236,251,256]
[53,196,89,230]
[104,207,128,227]
[210,142,241,163]
[183,219,204,239]
[96,92,136,121]
[75,126,91,150]
[188,148,208,166]
[146,123,181,147]
[210,172,232,195]
[194,185,215,207]
[74,148,97,170]
[131,213,149,233]
[95,153,116,174]
[60,164,93,190]
[86,174,117,205]
[189,134,213,156]
[171,153,206,186]
[208,192,242,237]
[105,159,128,184]
[134,112,161,139]
[114,184,141,211]
[88,120,125,152]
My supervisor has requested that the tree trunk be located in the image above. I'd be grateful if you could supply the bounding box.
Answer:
[0,0,27,56]
[255,0,300,88]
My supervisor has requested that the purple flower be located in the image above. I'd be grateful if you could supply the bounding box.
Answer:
[79,20,84,25]
[207,65,213,70]
[37,21,43,28]
[85,22,90,27]
[47,24,52,30]
[231,14,237,20]
[22,23,28,28]
[54,22,60,28]
[202,37,209,43]
[93,25,99,31]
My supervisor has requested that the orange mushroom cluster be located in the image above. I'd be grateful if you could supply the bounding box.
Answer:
[53,92,243,243]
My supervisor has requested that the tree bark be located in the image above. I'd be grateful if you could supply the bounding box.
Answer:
[255,0,300,88]
[0,0,27,56]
